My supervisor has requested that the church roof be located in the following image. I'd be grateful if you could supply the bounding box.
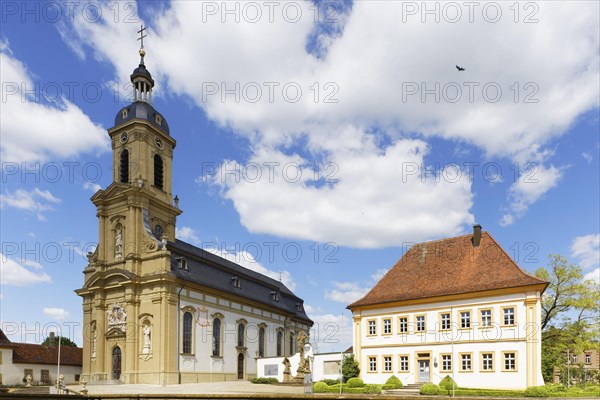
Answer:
[348,231,548,309]
[168,240,313,325]
[114,101,170,134]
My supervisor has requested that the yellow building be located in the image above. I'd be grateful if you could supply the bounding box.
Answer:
[76,46,311,385]
[348,225,548,389]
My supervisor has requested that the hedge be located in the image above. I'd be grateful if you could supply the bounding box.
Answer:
[313,382,328,393]
[420,383,443,395]
[346,377,365,388]
[384,375,403,389]
[250,377,278,384]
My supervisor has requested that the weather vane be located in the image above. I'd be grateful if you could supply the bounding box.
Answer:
[137,25,147,64]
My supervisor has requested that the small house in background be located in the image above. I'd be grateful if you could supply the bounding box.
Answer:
[348,225,548,389]
[0,330,82,385]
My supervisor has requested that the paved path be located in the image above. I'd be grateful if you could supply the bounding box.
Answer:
[86,381,305,395]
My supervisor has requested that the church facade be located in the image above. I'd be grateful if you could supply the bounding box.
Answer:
[75,44,312,385]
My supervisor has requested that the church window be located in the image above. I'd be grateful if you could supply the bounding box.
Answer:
[177,257,188,270]
[212,317,222,357]
[276,330,283,356]
[258,327,266,357]
[289,331,295,356]
[182,312,193,354]
[120,149,129,183]
[154,154,163,190]
[153,224,163,239]
[237,322,245,347]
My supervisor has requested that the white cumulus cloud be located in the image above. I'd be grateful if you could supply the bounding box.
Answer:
[0,254,52,286]
[0,188,61,220]
[43,307,70,321]
[571,234,600,269]
[62,1,599,246]
[0,38,108,163]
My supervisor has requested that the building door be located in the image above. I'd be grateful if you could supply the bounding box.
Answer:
[418,360,430,383]
[112,346,122,380]
[237,353,244,380]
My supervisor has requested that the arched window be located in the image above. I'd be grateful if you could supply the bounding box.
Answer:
[182,312,192,354]
[154,154,163,189]
[212,318,221,356]
[120,149,129,183]
[276,330,283,357]
[289,331,295,356]
[258,327,265,358]
[237,323,245,347]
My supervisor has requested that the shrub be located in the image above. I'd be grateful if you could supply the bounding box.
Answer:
[342,354,360,382]
[250,377,278,384]
[439,375,457,392]
[346,377,365,388]
[320,379,340,386]
[364,384,382,394]
[384,375,403,389]
[313,382,328,393]
[420,383,442,395]
[524,385,550,397]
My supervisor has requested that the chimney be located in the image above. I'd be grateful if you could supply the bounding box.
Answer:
[472,224,482,247]
[49,332,55,347]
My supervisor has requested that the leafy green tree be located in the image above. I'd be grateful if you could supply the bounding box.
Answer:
[341,354,360,382]
[41,335,78,347]
[535,255,600,382]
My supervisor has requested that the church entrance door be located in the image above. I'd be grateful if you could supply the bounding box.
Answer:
[112,346,121,380]
[237,353,244,379]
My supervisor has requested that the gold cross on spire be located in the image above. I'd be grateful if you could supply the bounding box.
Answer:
[137,25,147,64]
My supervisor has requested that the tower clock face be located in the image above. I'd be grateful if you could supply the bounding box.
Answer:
[155,137,163,149]
[120,132,128,143]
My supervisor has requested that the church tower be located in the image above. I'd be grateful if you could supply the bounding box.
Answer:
[77,26,312,386]
[77,28,182,384]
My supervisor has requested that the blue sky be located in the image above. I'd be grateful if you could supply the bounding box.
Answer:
[1,1,599,353]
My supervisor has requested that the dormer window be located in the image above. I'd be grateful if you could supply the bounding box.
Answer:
[296,303,303,312]
[155,114,162,125]
[271,291,280,302]
[231,276,241,288]
[121,109,128,119]
[177,257,188,270]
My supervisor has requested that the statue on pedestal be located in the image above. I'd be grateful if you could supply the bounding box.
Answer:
[282,357,291,382]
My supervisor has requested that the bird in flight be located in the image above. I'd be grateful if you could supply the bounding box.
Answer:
[456,65,465,71]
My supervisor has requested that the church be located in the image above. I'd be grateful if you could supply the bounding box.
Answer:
[75,36,312,385]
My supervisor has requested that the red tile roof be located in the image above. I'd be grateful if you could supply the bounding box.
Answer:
[11,343,82,366]
[348,231,547,309]
[0,329,82,366]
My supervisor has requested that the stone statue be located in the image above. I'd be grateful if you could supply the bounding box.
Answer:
[282,357,291,382]
[296,330,310,374]
[115,227,123,258]
[142,324,151,353]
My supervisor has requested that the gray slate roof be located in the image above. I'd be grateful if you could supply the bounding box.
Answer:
[115,101,170,134]
[167,239,312,325]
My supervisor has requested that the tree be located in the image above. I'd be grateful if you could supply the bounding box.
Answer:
[341,354,360,382]
[41,335,78,347]
[535,254,600,382]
